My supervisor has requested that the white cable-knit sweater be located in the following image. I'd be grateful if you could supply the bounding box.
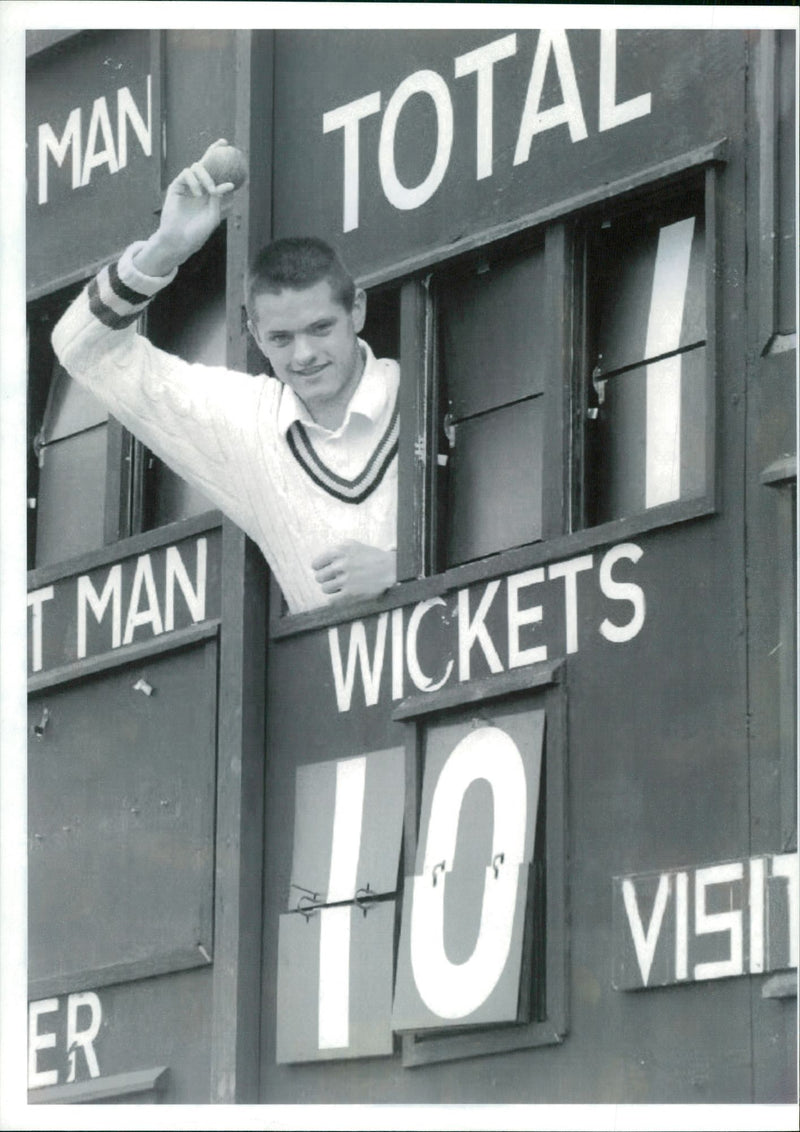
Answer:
[51,243,399,613]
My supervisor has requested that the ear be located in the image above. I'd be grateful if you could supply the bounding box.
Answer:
[351,288,367,335]
[247,318,275,377]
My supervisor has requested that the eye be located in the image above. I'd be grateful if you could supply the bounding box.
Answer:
[311,321,334,336]
[269,333,291,347]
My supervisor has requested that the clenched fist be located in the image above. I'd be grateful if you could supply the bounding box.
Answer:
[312,541,397,603]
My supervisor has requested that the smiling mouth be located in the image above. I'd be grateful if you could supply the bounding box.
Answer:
[292,364,329,378]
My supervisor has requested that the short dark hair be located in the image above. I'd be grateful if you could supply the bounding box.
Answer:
[246,237,356,315]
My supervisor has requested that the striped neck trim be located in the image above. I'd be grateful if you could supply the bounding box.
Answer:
[286,397,398,504]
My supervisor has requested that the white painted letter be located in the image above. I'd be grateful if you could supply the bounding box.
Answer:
[66,992,102,1081]
[407,598,454,691]
[323,91,381,233]
[117,76,152,168]
[645,218,695,508]
[123,554,164,645]
[454,34,517,180]
[379,70,453,211]
[77,566,122,659]
[507,568,547,668]
[548,554,593,655]
[27,586,54,673]
[328,614,388,712]
[38,108,81,204]
[598,30,651,132]
[410,727,527,1018]
[771,853,799,969]
[675,871,689,981]
[458,581,504,681]
[514,30,587,165]
[28,998,59,1088]
[599,543,645,643]
[318,756,367,1050]
[391,606,405,700]
[694,863,744,981]
[622,874,670,987]
[81,96,119,186]
[749,857,765,974]
[164,539,207,631]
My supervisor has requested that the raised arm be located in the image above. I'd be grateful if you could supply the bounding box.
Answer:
[133,140,237,277]
[50,141,262,530]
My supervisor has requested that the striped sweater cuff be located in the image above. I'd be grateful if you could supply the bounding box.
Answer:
[88,242,178,331]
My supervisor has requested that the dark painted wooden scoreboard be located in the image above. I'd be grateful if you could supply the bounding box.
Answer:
[24,26,796,1105]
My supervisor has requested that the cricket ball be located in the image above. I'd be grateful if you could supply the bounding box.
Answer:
[201,145,248,190]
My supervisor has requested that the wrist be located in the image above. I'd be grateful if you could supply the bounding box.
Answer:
[133,232,188,278]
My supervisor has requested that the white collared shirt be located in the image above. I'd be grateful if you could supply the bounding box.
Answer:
[52,243,400,613]
[276,343,397,482]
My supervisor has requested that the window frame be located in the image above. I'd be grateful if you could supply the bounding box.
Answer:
[271,142,726,641]
[572,171,716,534]
[392,660,568,1066]
[26,227,230,572]
[26,285,124,570]
[419,224,568,574]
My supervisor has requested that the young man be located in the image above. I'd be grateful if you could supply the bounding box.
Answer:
[52,141,398,614]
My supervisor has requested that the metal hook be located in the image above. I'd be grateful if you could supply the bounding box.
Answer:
[290,883,320,914]
[354,884,375,918]
[297,892,322,921]
[492,852,505,879]
[33,708,50,739]
[432,860,446,887]
[589,356,606,419]
[443,412,456,449]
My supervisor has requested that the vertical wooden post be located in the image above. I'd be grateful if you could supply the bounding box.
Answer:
[542,223,570,541]
[209,28,274,1104]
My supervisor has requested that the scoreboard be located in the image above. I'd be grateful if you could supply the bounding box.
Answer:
[22,24,798,1107]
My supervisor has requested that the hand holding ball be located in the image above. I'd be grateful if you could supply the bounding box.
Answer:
[201,144,248,191]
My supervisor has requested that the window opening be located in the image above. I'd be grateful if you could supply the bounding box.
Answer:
[395,682,566,1067]
[582,185,707,527]
[434,238,548,569]
[140,226,226,531]
[27,287,108,570]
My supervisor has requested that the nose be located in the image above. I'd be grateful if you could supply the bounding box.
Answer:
[292,335,317,369]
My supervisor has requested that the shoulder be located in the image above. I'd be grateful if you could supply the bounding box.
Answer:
[371,352,400,394]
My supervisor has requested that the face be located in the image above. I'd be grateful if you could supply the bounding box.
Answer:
[250,279,366,424]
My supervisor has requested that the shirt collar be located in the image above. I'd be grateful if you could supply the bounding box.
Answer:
[276,340,387,438]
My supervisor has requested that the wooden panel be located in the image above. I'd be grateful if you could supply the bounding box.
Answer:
[162,31,237,186]
[276,901,396,1063]
[288,747,405,907]
[39,365,108,443]
[28,1066,169,1105]
[27,528,220,678]
[28,640,217,993]
[272,31,741,284]
[397,279,432,581]
[35,425,108,569]
[207,27,273,1103]
[26,30,161,296]
[393,704,544,1032]
[439,242,547,419]
[446,395,543,566]
[775,31,796,335]
[27,967,213,1104]
[593,198,706,377]
[588,346,707,525]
